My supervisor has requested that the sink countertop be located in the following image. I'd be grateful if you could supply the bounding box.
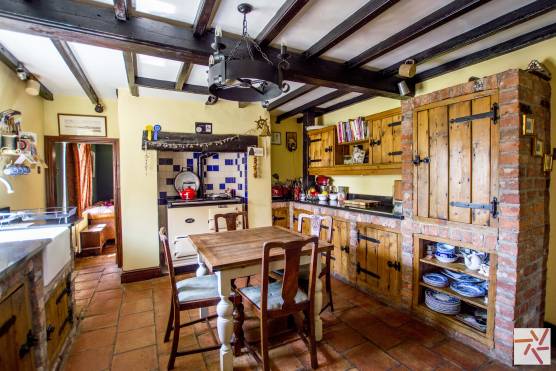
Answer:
[0,238,50,281]
[274,198,403,220]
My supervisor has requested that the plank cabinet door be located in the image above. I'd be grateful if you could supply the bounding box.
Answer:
[332,219,354,283]
[356,225,401,297]
[370,112,402,165]
[272,207,289,228]
[321,128,336,167]
[308,132,323,168]
[413,92,499,227]
[292,208,312,235]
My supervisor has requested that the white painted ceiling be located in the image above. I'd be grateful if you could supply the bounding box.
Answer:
[0,0,552,115]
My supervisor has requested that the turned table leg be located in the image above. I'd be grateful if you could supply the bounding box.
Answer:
[216,271,234,371]
[196,253,209,318]
[314,258,323,341]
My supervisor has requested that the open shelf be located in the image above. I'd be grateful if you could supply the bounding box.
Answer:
[419,256,489,280]
[419,282,487,309]
[416,305,489,343]
[336,138,369,146]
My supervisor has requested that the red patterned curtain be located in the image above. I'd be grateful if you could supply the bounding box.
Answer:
[71,143,93,216]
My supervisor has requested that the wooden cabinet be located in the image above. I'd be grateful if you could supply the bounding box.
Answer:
[45,275,73,369]
[271,207,289,228]
[308,127,335,168]
[0,284,35,371]
[332,219,355,284]
[369,108,402,164]
[413,91,499,227]
[292,208,313,235]
[356,224,401,298]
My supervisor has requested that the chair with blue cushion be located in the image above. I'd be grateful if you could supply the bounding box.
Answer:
[236,236,320,371]
[158,228,243,370]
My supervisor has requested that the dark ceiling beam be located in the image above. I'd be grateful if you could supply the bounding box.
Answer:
[0,0,408,98]
[193,0,219,37]
[303,0,399,59]
[413,22,556,83]
[276,90,348,122]
[256,0,310,48]
[175,62,193,91]
[122,51,138,96]
[0,42,53,100]
[346,0,489,69]
[113,0,128,21]
[315,93,375,117]
[381,0,556,77]
[135,76,209,95]
[51,39,100,106]
[267,84,318,111]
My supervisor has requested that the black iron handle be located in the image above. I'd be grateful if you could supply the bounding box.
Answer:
[0,315,16,337]
[340,245,349,253]
[387,261,401,271]
[324,146,333,153]
[370,139,381,146]
[19,331,38,358]
[272,216,286,223]
[46,324,55,341]
[56,282,72,304]
[412,155,430,165]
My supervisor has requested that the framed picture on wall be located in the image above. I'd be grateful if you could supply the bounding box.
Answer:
[521,114,535,136]
[286,132,297,151]
[58,114,107,137]
[532,137,544,157]
[271,132,281,145]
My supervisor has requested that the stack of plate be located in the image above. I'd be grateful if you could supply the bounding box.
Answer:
[423,273,449,288]
[425,289,461,315]
[434,243,458,263]
[450,281,486,298]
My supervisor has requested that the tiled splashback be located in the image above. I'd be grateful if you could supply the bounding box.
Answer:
[157,152,247,202]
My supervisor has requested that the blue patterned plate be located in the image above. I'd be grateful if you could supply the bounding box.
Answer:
[423,273,449,287]
[450,282,486,297]
[441,269,484,283]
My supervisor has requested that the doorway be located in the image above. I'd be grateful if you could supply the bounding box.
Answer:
[45,136,122,268]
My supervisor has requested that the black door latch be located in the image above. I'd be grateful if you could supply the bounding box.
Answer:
[412,155,430,165]
[387,260,401,271]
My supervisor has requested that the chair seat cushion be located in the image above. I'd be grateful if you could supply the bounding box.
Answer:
[176,274,220,303]
[239,281,308,310]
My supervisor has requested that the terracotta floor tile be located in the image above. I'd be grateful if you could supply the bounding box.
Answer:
[156,329,198,355]
[297,342,351,371]
[74,288,95,300]
[123,288,153,303]
[478,361,514,370]
[75,298,90,317]
[103,265,122,274]
[387,341,445,371]
[323,323,366,353]
[400,319,446,348]
[80,312,119,332]
[101,272,121,281]
[118,310,155,332]
[72,326,117,351]
[159,352,207,371]
[120,297,154,315]
[75,280,99,291]
[111,345,158,371]
[344,342,400,371]
[92,288,122,301]
[75,272,103,282]
[268,343,305,370]
[372,306,411,328]
[356,319,404,350]
[349,291,386,312]
[97,279,122,291]
[63,345,113,371]
[337,307,377,329]
[114,325,156,354]
[86,297,121,316]
[75,265,106,274]
[433,339,489,370]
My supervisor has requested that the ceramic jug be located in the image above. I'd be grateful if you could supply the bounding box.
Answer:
[463,251,485,270]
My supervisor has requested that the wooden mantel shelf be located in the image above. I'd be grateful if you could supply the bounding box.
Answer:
[308,163,401,176]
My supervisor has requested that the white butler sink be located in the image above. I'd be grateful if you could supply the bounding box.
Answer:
[0,227,71,286]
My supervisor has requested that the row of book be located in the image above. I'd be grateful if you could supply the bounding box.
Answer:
[336,117,369,144]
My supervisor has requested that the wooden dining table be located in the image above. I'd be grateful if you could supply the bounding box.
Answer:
[188,225,333,371]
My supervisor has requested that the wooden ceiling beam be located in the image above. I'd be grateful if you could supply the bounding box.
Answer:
[0,0,408,98]
[51,39,100,106]
[113,0,128,21]
[303,0,399,59]
[135,76,209,95]
[346,0,489,69]
[276,90,348,122]
[413,22,556,83]
[193,0,219,37]
[175,62,193,91]
[267,84,318,111]
[256,0,310,48]
[0,42,53,100]
[122,51,138,96]
[380,0,556,77]
[315,93,375,117]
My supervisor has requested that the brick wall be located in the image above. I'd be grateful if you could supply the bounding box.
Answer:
[400,69,551,364]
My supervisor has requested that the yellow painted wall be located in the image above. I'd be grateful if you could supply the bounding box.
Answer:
[43,96,119,138]
[116,92,271,270]
[270,116,303,181]
[0,62,45,210]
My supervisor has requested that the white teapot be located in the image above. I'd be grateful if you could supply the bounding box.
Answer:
[462,250,486,271]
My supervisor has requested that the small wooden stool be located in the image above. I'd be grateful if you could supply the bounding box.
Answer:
[80,223,107,255]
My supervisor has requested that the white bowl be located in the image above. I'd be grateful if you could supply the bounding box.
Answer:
[328,193,338,200]
[435,254,458,263]
[318,194,328,201]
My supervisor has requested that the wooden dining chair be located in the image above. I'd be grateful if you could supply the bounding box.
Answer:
[272,213,334,313]
[236,237,320,371]
[159,228,244,370]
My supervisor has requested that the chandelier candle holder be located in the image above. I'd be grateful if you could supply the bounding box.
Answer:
[207,3,290,102]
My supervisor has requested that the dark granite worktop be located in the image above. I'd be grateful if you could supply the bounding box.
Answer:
[0,215,81,231]
[0,239,49,280]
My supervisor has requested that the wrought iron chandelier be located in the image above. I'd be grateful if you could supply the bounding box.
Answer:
[207,3,290,102]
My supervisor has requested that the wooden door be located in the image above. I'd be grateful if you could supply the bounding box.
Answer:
[370,118,382,164]
[320,128,335,167]
[0,285,34,371]
[332,219,354,283]
[368,109,402,165]
[413,91,499,227]
[45,290,59,367]
[272,207,289,228]
[292,208,312,235]
[308,131,322,168]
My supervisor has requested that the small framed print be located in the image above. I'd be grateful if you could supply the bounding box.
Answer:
[58,114,107,136]
[286,131,297,152]
[195,122,212,134]
[522,114,535,136]
[543,154,553,172]
[247,146,264,157]
[271,132,281,145]
[532,137,544,157]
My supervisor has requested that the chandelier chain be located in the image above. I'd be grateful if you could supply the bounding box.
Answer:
[226,11,273,65]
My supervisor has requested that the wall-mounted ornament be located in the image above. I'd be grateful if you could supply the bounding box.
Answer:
[247,146,264,157]
[398,59,416,78]
[543,153,553,172]
[521,114,535,136]
[58,114,107,137]
[527,60,551,81]
[255,116,270,136]
[271,132,281,145]
[286,132,297,152]
[532,137,544,157]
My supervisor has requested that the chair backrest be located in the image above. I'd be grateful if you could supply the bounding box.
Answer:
[214,211,249,232]
[260,236,319,314]
[159,227,179,305]
[297,213,333,243]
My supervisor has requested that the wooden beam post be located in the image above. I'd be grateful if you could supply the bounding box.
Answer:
[113,0,128,21]
[175,62,193,91]
[193,0,219,37]
[122,51,138,96]
[256,0,310,48]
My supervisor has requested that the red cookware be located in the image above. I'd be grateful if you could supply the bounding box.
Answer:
[315,175,330,186]
[180,186,197,200]
[272,185,285,198]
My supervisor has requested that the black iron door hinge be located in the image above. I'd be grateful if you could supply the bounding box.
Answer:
[370,139,381,146]
[388,151,402,156]
[449,103,499,125]
[387,121,402,127]
[356,262,380,279]
[309,138,322,143]
[309,159,321,163]
[412,155,430,165]
[19,331,38,359]
[449,197,498,218]
[357,231,380,244]
[0,315,15,337]
[387,260,401,271]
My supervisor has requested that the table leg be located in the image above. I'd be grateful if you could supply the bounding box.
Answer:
[314,258,323,341]
[216,271,234,371]
[197,253,208,318]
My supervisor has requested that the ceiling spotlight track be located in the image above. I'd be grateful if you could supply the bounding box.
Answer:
[207,3,290,102]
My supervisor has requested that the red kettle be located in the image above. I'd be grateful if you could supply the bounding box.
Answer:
[180,186,197,200]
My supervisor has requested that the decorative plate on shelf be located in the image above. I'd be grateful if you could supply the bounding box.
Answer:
[450,281,486,298]
[425,289,461,315]
[423,273,449,287]
[441,269,484,283]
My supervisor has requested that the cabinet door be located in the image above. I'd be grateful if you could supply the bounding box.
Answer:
[272,207,289,228]
[292,208,312,235]
[45,289,59,367]
[370,119,382,164]
[308,132,322,168]
[332,219,354,283]
[414,92,499,227]
[370,113,402,165]
[321,128,335,167]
